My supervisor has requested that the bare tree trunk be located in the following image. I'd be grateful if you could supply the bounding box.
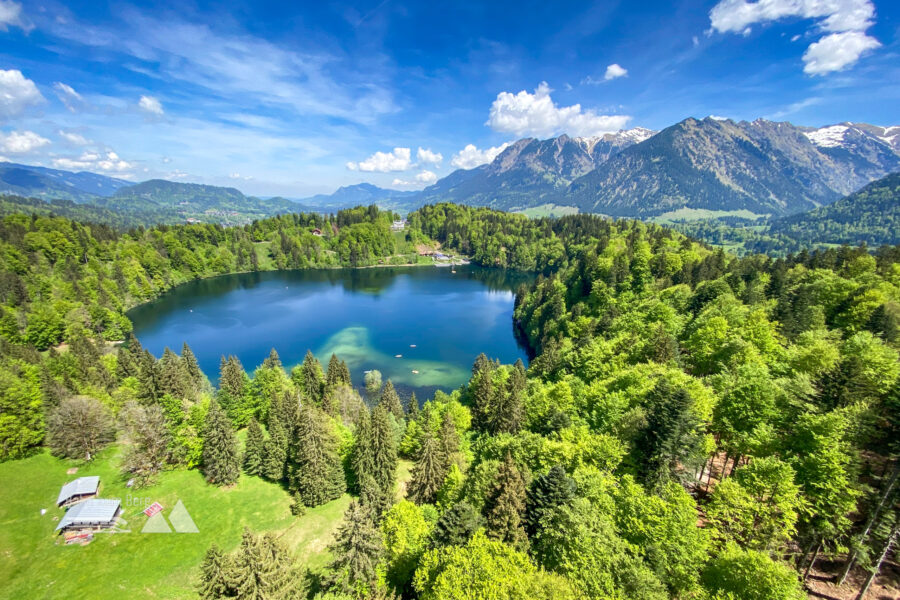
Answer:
[803,538,822,581]
[854,523,898,600]
[839,460,899,585]
[729,453,742,477]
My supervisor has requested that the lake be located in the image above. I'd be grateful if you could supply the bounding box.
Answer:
[128,266,533,399]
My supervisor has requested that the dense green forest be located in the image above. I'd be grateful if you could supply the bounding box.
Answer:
[1,203,899,599]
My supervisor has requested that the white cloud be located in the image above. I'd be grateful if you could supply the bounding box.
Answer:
[450,142,511,169]
[229,172,253,180]
[0,69,44,121]
[52,150,134,173]
[416,147,442,166]
[0,1,28,31]
[415,170,437,184]
[346,147,412,172]
[53,82,85,112]
[604,64,628,80]
[802,30,880,75]
[167,169,191,180]
[138,95,164,115]
[0,130,50,153]
[486,82,631,138]
[392,170,438,187]
[709,0,880,74]
[709,0,875,34]
[58,130,91,145]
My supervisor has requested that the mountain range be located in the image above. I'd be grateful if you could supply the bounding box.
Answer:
[2,117,898,226]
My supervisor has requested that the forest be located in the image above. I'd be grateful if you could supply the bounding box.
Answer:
[1,202,899,599]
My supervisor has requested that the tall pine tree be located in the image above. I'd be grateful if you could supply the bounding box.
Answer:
[408,431,445,505]
[197,544,233,600]
[483,452,528,549]
[524,465,575,538]
[380,380,403,420]
[243,418,265,477]
[328,500,383,596]
[371,405,398,502]
[202,399,240,486]
[288,405,346,506]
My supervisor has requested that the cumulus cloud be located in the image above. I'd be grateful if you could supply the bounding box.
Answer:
[346,147,412,172]
[709,0,880,74]
[52,150,134,173]
[138,95,164,115]
[392,170,438,187]
[802,30,880,75]
[486,82,631,138]
[0,1,29,31]
[416,147,442,166]
[53,82,85,112]
[0,130,50,153]
[604,64,628,80]
[450,142,511,169]
[58,130,91,145]
[0,69,44,120]
[229,172,253,180]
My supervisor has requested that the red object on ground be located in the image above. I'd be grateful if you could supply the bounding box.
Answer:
[143,502,163,517]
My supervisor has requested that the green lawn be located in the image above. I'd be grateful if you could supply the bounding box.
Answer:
[515,203,580,219]
[0,446,353,599]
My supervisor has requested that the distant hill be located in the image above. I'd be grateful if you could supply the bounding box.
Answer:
[0,162,131,202]
[562,117,900,219]
[416,129,655,211]
[767,171,900,248]
[298,183,419,213]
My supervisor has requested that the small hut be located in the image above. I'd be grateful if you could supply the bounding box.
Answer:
[55,498,122,534]
[56,476,100,508]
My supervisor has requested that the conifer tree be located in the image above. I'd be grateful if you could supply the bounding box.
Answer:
[159,346,188,399]
[116,343,140,380]
[243,418,265,476]
[406,392,419,421]
[198,544,233,599]
[438,411,460,472]
[352,409,374,491]
[181,342,203,386]
[380,380,403,420]
[293,350,324,404]
[261,417,288,481]
[408,431,445,505]
[262,347,282,369]
[326,353,343,388]
[431,501,480,548]
[227,528,303,599]
[202,399,240,486]
[218,355,249,424]
[494,365,524,434]
[288,405,346,506]
[524,465,575,537]
[469,354,497,432]
[328,500,383,596]
[483,452,528,549]
[137,349,162,403]
[371,405,398,500]
[339,359,352,386]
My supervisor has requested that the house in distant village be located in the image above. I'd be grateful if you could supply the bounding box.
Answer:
[311,228,323,236]
[55,498,122,534]
[391,219,407,231]
[56,476,100,508]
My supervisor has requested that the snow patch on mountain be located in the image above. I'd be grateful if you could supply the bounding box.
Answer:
[804,125,849,148]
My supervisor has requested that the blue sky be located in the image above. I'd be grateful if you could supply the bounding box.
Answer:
[0,0,898,196]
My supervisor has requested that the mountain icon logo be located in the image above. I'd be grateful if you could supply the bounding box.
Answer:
[140,499,199,533]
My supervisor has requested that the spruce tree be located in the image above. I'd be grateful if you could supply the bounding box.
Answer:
[181,342,203,387]
[339,359,352,386]
[431,501,480,548]
[352,409,374,492]
[243,418,265,476]
[379,380,403,420]
[524,465,575,537]
[328,500,383,595]
[288,405,346,506]
[159,346,188,399]
[262,347,282,369]
[228,528,303,599]
[483,452,528,549]
[137,349,162,403]
[408,432,445,505]
[198,543,233,600]
[326,353,343,388]
[261,417,288,481]
[438,411,460,473]
[406,392,419,421]
[371,405,398,501]
[297,349,325,404]
[469,354,497,433]
[218,355,249,423]
[116,343,140,380]
[498,360,526,434]
[202,399,240,486]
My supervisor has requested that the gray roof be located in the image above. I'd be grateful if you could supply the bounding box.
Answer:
[56,498,120,531]
[56,476,100,505]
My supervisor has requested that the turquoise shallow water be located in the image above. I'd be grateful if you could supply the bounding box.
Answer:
[128,266,532,399]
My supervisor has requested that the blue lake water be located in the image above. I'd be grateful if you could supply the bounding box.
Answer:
[128,266,532,399]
